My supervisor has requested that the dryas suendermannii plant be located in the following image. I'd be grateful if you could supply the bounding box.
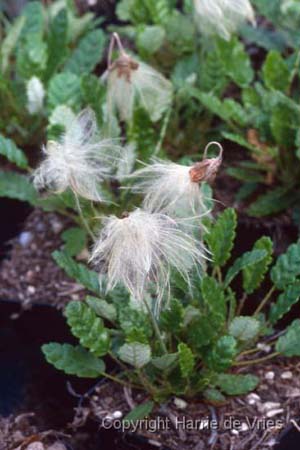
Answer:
[43,202,300,405]
[2,0,300,414]
[28,34,299,406]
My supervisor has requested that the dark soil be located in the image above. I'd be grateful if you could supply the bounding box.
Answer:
[81,358,300,450]
[0,208,85,311]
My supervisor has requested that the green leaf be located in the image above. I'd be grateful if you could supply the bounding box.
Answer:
[203,388,226,404]
[21,1,44,37]
[0,171,37,204]
[222,131,264,154]
[216,373,259,395]
[48,72,81,112]
[160,299,184,333]
[222,99,248,127]
[137,25,165,56]
[151,353,177,370]
[178,343,195,378]
[64,29,105,75]
[81,74,105,124]
[65,301,110,356]
[128,108,156,158]
[224,249,268,288]
[227,167,265,183]
[217,37,254,88]
[204,208,237,267]
[0,135,28,169]
[240,24,286,52]
[243,236,273,294]
[118,343,151,368]
[86,296,117,322]
[42,343,105,378]
[1,15,26,72]
[276,319,300,356]
[265,91,299,147]
[201,276,226,322]
[262,51,290,92]
[16,33,48,79]
[205,336,238,372]
[229,317,260,342]
[271,243,300,289]
[191,91,230,122]
[46,9,68,79]
[52,250,99,293]
[269,282,300,325]
[247,187,298,217]
[61,227,87,257]
[187,315,221,350]
[123,401,154,422]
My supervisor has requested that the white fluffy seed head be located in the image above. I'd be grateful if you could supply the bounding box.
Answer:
[90,209,206,313]
[128,156,221,217]
[193,0,256,40]
[106,36,172,122]
[129,160,205,216]
[26,76,45,114]
[33,108,121,202]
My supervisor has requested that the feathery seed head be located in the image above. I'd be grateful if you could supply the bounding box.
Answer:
[193,0,256,40]
[90,209,205,312]
[33,108,121,201]
[106,33,172,122]
[128,142,223,216]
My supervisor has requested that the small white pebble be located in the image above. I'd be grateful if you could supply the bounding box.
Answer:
[112,410,123,419]
[260,402,281,413]
[27,285,36,295]
[48,443,67,450]
[51,219,63,234]
[247,393,261,405]
[257,343,271,353]
[240,422,249,432]
[265,371,275,381]
[286,387,300,398]
[281,371,293,380]
[266,438,277,447]
[231,429,239,436]
[18,231,33,248]
[266,409,284,418]
[148,440,162,448]
[27,443,44,450]
[174,397,188,409]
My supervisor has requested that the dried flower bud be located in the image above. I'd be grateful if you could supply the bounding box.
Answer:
[105,33,172,122]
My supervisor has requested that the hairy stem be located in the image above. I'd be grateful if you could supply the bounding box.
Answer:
[102,372,141,389]
[234,351,279,367]
[254,286,276,316]
[154,107,171,156]
[237,293,248,316]
[74,194,96,241]
[142,297,167,354]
